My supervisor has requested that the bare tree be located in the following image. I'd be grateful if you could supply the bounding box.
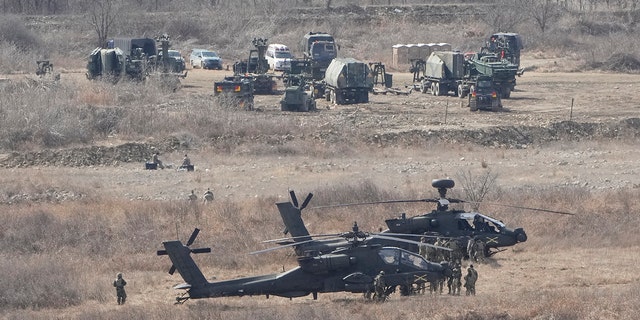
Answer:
[521,0,563,33]
[456,169,499,211]
[480,0,526,32]
[89,0,119,47]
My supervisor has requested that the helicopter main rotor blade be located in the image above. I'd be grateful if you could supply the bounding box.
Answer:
[372,235,452,251]
[262,233,341,243]
[376,232,453,239]
[476,202,575,215]
[309,198,438,210]
[249,239,320,255]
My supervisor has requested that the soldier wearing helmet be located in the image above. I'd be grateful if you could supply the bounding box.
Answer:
[373,270,386,302]
[113,272,127,305]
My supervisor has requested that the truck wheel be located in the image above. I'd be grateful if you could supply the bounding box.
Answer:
[457,84,466,98]
[470,98,478,111]
[362,92,369,103]
[502,88,511,99]
[325,90,331,101]
[434,83,441,96]
[421,81,428,94]
[431,83,436,96]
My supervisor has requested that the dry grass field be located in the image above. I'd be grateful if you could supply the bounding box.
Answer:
[1,2,640,320]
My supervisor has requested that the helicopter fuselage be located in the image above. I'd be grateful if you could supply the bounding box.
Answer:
[384,210,527,249]
[162,240,450,301]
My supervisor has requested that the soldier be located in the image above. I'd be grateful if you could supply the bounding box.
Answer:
[418,237,428,258]
[464,264,478,296]
[113,272,127,305]
[373,270,386,302]
[188,190,197,201]
[448,238,463,265]
[203,188,214,203]
[449,264,462,295]
[466,236,477,261]
[180,154,191,170]
[152,152,164,169]
[474,239,486,263]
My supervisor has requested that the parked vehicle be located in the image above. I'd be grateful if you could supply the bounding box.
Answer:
[300,32,337,80]
[468,76,502,111]
[190,49,223,70]
[324,58,373,105]
[214,76,254,111]
[266,44,293,71]
[158,49,186,73]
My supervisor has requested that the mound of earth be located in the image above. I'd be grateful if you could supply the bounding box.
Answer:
[604,53,640,72]
[1,118,638,168]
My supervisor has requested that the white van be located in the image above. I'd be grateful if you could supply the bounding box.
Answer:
[265,44,293,71]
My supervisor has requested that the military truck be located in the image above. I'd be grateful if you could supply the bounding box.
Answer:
[324,58,373,105]
[483,33,523,68]
[300,32,338,80]
[280,75,316,112]
[86,47,125,82]
[468,75,502,111]
[233,38,277,95]
[412,50,519,99]
[214,76,255,111]
[466,52,519,98]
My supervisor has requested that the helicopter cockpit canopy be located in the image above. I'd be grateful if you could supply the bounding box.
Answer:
[457,212,505,232]
[378,247,434,270]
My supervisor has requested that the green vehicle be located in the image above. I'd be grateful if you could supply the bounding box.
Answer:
[280,76,317,112]
[214,76,255,111]
[468,76,502,112]
[324,58,373,105]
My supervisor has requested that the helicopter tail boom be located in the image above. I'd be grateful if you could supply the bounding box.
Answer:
[277,201,312,242]
[162,240,209,288]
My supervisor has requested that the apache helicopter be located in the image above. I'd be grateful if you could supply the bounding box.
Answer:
[157,228,451,303]
[295,179,574,257]
[272,191,452,257]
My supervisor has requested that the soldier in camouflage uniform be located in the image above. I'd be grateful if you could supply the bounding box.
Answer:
[464,264,478,296]
[448,263,462,295]
[113,272,127,305]
[473,239,486,263]
[373,271,386,302]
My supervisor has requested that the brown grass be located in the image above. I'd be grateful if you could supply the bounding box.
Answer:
[0,175,639,317]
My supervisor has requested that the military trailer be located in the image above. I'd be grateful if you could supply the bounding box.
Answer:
[413,51,465,96]
[214,76,255,111]
[324,58,373,105]
[468,76,502,111]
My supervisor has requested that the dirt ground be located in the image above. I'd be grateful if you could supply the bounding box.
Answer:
[5,56,638,201]
[1,56,640,318]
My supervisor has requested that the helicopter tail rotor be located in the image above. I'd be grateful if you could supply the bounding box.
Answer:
[157,228,211,275]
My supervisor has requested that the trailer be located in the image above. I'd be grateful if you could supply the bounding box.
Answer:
[412,50,519,99]
[324,58,373,105]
